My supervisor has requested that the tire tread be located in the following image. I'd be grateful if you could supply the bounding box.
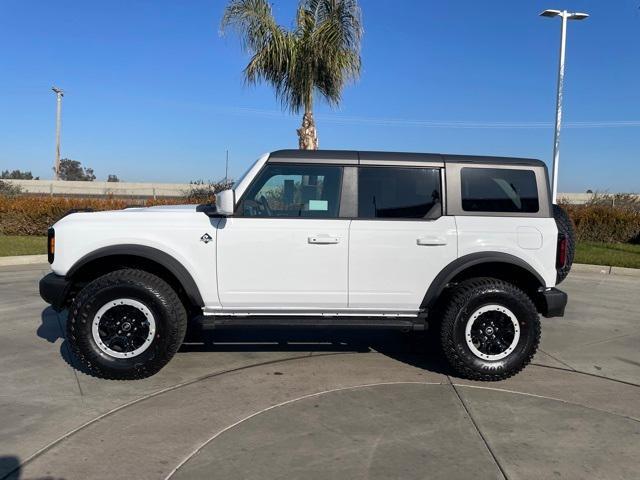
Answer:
[440,277,541,381]
[67,268,187,380]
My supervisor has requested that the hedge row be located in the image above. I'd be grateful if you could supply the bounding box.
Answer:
[562,204,640,244]
[1,195,639,243]
[0,196,183,236]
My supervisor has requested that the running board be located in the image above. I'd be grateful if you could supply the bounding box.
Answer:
[193,315,428,331]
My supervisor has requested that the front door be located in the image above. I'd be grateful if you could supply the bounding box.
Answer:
[348,165,458,311]
[216,163,349,309]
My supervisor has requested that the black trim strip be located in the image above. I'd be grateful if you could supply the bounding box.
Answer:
[421,252,546,309]
[66,245,205,307]
[267,149,545,167]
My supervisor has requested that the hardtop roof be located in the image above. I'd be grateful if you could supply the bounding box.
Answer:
[268,149,546,167]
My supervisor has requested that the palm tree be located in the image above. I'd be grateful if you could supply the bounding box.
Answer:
[221,0,362,149]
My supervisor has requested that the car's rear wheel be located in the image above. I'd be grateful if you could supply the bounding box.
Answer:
[67,269,187,380]
[440,277,540,381]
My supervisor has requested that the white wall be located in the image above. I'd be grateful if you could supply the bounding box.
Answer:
[3,179,636,203]
[3,179,192,198]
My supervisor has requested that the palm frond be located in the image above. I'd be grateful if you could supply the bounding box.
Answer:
[222,0,363,115]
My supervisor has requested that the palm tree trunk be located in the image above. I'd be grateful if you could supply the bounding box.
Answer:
[297,111,318,150]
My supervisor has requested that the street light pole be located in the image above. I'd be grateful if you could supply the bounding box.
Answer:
[540,10,588,204]
[51,86,64,180]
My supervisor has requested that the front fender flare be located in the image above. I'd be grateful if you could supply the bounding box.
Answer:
[66,244,204,307]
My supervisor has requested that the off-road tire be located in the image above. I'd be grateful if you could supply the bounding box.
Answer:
[67,269,187,380]
[440,277,541,381]
[553,204,576,284]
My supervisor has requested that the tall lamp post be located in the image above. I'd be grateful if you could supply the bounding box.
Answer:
[540,9,588,204]
[52,86,64,180]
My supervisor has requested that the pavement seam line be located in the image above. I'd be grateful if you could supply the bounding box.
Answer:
[531,362,640,389]
[0,351,352,480]
[447,376,509,480]
[538,348,577,372]
[164,381,444,480]
[455,384,640,423]
[577,331,640,348]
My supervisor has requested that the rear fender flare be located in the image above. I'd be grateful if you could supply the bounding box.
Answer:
[421,252,545,309]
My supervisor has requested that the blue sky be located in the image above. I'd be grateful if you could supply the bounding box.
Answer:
[1,0,639,192]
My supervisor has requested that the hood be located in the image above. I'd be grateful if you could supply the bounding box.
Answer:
[53,204,203,229]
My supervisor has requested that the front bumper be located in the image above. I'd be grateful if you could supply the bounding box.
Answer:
[39,273,72,311]
[538,287,568,318]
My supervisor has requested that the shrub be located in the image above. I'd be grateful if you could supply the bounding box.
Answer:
[183,179,233,204]
[0,196,180,236]
[583,192,640,211]
[0,180,23,196]
[561,203,640,244]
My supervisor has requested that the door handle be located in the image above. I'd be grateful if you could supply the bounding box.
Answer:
[308,235,340,244]
[417,236,447,246]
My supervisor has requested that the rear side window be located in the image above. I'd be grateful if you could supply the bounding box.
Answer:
[461,168,539,213]
[358,167,442,219]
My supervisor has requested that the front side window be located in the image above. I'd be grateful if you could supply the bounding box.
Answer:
[461,168,539,213]
[357,167,442,219]
[240,164,342,218]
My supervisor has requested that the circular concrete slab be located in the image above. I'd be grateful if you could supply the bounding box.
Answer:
[171,383,640,480]
[172,383,500,480]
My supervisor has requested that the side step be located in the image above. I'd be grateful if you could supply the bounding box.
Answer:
[193,315,428,331]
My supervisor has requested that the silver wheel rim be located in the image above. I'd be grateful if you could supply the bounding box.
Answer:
[464,304,520,361]
[92,298,156,359]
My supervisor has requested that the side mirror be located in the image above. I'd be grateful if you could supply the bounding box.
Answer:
[215,189,235,216]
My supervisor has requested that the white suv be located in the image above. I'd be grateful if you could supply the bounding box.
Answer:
[40,150,574,381]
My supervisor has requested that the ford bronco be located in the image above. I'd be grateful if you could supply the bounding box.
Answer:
[39,150,574,380]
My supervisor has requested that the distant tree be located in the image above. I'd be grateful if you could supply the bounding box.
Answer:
[586,189,593,194]
[57,158,96,182]
[107,174,120,183]
[1,169,38,180]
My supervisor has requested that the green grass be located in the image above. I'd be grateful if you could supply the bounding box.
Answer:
[0,235,638,269]
[0,235,47,257]
[575,241,640,269]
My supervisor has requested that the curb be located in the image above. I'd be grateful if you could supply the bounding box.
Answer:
[569,263,640,277]
[0,254,48,267]
[610,266,640,277]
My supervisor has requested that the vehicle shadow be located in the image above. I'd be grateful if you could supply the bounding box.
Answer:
[37,307,452,378]
[0,455,21,480]
[36,307,93,376]
[181,327,452,376]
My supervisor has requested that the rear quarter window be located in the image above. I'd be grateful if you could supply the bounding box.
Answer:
[461,168,539,213]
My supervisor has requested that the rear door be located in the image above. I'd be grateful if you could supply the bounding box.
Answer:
[216,163,349,309]
[348,164,458,311]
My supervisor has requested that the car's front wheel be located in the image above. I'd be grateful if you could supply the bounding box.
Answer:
[67,269,187,380]
[439,277,541,381]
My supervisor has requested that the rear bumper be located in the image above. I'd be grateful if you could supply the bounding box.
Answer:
[39,273,71,311]
[538,287,568,318]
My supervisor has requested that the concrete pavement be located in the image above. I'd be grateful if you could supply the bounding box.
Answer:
[0,264,639,479]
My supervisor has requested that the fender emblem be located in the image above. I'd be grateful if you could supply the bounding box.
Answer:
[200,233,213,244]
